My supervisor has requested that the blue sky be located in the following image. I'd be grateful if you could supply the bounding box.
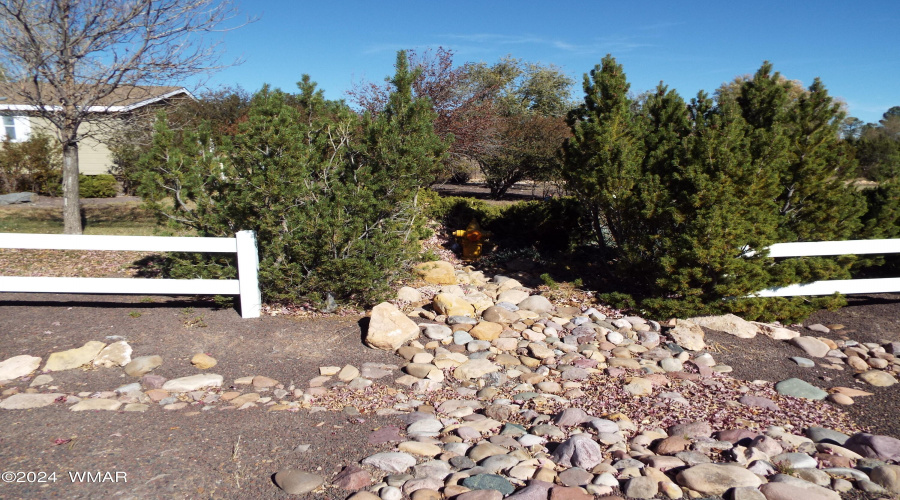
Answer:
[200,0,899,124]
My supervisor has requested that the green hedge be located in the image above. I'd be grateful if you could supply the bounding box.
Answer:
[79,174,117,198]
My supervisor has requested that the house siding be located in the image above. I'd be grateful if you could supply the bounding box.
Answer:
[29,117,114,175]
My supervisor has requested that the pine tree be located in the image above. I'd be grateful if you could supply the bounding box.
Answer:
[561,54,643,255]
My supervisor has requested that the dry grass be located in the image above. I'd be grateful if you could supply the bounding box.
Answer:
[0,201,158,235]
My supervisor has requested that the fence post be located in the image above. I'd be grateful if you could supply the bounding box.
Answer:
[235,230,261,318]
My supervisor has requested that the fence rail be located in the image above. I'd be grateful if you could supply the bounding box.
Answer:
[752,238,900,297]
[0,231,261,318]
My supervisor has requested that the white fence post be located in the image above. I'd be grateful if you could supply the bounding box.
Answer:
[235,230,261,318]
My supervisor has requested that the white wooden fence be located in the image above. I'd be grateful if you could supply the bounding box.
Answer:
[0,231,261,318]
[752,238,900,297]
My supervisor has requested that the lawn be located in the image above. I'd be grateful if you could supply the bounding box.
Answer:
[0,201,159,235]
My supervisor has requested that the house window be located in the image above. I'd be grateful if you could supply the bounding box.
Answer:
[2,116,15,140]
[1,115,30,142]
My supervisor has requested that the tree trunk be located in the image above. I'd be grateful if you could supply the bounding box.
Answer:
[62,141,82,234]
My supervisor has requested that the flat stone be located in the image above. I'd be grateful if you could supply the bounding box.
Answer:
[461,474,515,496]
[557,467,593,487]
[251,375,278,388]
[623,377,653,396]
[790,357,815,367]
[668,421,712,439]
[125,355,163,377]
[751,322,800,340]
[29,374,53,387]
[43,341,106,371]
[470,322,504,341]
[790,337,830,358]
[398,441,442,457]
[338,364,360,382]
[739,395,780,410]
[857,370,897,387]
[366,302,420,350]
[806,323,830,333]
[771,452,818,469]
[333,464,372,491]
[759,480,840,500]
[361,452,416,473]
[676,464,763,496]
[454,358,500,381]
[775,378,827,400]
[70,399,122,411]
[0,393,65,409]
[123,403,149,412]
[161,373,223,392]
[456,490,503,500]
[0,355,42,380]
[273,470,324,495]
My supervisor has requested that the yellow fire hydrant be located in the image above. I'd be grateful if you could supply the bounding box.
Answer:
[453,219,491,261]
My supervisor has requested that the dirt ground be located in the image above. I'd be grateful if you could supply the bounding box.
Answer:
[0,291,898,500]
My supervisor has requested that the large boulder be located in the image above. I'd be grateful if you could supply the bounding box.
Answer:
[0,192,35,205]
[414,261,457,285]
[668,320,705,351]
[844,433,900,461]
[688,314,757,338]
[365,302,419,350]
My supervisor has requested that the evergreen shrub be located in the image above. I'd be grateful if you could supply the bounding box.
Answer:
[135,53,448,307]
[564,56,865,322]
[78,174,117,198]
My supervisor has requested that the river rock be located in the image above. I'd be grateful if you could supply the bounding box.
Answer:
[462,474,515,496]
[415,261,457,285]
[482,306,520,324]
[362,452,416,473]
[676,463,763,496]
[125,355,163,377]
[517,295,553,314]
[454,358,501,380]
[551,434,604,469]
[366,302,420,350]
[190,353,217,369]
[871,465,900,494]
[433,293,475,317]
[844,433,900,461]
[790,337,830,358]
[273,470,324,495]
[759,480,840,500]
[857,370,897,387]
[470,322,504,341]
[43,341,106,371]
[0,355,42,380]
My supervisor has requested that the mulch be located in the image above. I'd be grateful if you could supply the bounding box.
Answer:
[0,291,898,499]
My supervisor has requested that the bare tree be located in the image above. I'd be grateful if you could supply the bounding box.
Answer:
[0,0,250,233]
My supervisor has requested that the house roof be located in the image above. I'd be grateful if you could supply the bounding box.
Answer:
[0,82,194,112]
